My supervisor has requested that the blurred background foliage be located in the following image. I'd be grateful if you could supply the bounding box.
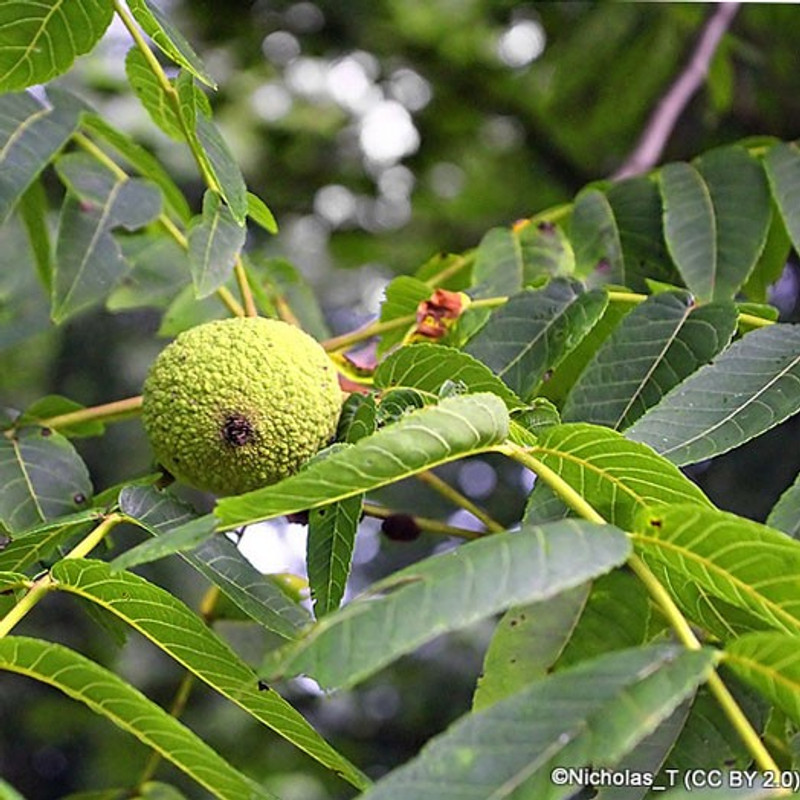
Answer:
[2,2,800,798]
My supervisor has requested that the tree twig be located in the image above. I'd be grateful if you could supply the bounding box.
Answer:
[612,3,740,181]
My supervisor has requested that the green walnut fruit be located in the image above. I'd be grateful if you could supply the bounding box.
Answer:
[142,316,342,496]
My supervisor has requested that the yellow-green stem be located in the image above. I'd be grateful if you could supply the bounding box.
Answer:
[322,295,508,353]
[0,514,124,638]
[362,501,482,540]
[39,396,143,432]
[234,259,258,317]
[415,470,504,533]
[501,441,782,777]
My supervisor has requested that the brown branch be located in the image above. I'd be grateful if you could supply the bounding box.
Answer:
[612,2,740,181]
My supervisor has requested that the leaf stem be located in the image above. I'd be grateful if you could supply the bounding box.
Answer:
[112,0,258,318]
[73,129,246,318]
[112,0,217,191]
[39,396,144,431]
[322,295,509,354]
[501,441,782,777]
[415,470,504,533]
[361,501,482,540]
[234,258,258,317]
[0,513,124,638]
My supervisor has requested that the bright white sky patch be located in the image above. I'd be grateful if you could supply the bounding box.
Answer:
[359,100,420,165]
[497,19,546,68]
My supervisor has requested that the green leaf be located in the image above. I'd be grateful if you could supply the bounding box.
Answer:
[125,46,184,140]
[471,223,574,298]
[307,495,362,618]
[51,559,370,791]
[111,514,218,572]
[0,88,86,225]
[0,636,273,799]
[376,275,432,354]
[633,504,800,636]
[246,192,278,234]
[0,511,98,572]
[336,392,377,443]
[0,0,113,92]
[307,395,376,618]
[570,187,624,280]
[0,429,92,535]
[0,778,26,800]
[20,395,104,438]
[215,393,510,529]
[556,568,653,669]
[662,671,769,779]
[605,175,677,292]
[81,114,191,222]
[725,633,800,725]
[473,583,590,711]
[127,0,216,88]
[742,203,792,303]
[538,292,639,406]
[194,113,248,224]
[357,645,717,800]
[659,147,771,302]
[374,342,524,408]
[188,190,247,298]
[465,279,608,401]
[107,234,191,312]
[18,178,53,292]
[595,701,692,800]
[529,423,712,529]
[764,142,800,258]
[563,291,738,430]
[626,324,800,466]
[768,472,800,538]
[266,519,631,691]
[119,485,310,639]
[52,154,162,322]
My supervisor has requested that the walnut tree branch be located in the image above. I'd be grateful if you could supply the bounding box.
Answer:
[612,2,740,181]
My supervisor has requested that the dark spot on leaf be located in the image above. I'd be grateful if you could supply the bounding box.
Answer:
[40,427,52,437]
[221,412,255,447]
[381,513,421,542]
[510,619,518,627]
[650,518,662,528]
[537,221,555,234]
[542,369,553,382]
[509,658,517,664]
[73,493,87,505]
[257,680,271,691]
